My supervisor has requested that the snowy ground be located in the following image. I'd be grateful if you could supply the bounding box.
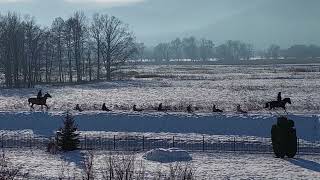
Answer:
[0,64,320,113]
[1,64,320,179]
[3,149,320,179]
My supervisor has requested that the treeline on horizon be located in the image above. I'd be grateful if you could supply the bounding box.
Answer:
[1,11,320,89]
[140,38,320,62]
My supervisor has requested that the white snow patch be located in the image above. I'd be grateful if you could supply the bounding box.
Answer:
[143,148,192,163]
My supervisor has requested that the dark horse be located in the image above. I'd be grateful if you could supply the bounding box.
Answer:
[28,93,52,109]
[265,98,291,110]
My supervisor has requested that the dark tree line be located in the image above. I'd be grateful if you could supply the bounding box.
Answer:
[138,37,254,62]
[259,44,320,60]
[140,37,320,63]
[0,12,137,88]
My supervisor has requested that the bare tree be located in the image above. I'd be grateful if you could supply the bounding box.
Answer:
[51,17,65,82]
[91,13,104,80]
[100,15,137,81]
[68,12,87,82]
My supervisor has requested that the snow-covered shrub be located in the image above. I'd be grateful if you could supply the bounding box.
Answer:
[153,163,195,180]
[56,112,80,151]
[82,152,94,180]
[101,153,140,180]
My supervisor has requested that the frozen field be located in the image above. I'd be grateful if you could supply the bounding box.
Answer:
[1,64,320,179]
[0,64,320,113]
[2,149,320,179]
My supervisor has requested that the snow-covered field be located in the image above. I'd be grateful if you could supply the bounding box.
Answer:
[0,64,320,113]
[1,64,320,179]
[2,149,320,179]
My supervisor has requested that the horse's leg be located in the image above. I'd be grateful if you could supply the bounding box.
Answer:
[45,104,49,110]
[284,106,288,114]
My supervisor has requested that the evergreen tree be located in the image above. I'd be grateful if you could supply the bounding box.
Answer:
[56,112,80,151]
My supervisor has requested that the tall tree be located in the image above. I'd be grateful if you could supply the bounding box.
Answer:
[182,37,199,61]
[51,17,65,82]
[100,15,137,81]
[153,43,170,62]
[199,39,214,61]
[266,44,281,59]
[91,13,104,80]
[170,38,183,61]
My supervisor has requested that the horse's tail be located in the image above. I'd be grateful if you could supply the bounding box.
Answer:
[265,102,269,108]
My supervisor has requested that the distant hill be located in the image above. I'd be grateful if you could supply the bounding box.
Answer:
[130,0,320,49]
[189,0,320,49]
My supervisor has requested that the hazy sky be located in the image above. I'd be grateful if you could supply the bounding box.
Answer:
[0,0,319,48]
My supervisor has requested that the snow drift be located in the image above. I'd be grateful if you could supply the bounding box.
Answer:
[143,148,192,163]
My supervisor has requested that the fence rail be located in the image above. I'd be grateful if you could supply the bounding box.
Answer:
[1,134,320,154]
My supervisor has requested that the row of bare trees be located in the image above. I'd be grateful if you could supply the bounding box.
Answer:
[139,37,254,62]
[0,12,137,88]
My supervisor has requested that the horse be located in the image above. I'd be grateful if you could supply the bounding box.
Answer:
[212,105,223,113]
[133,105,143,112]
[265,98,291,111]
[28,93,52,110]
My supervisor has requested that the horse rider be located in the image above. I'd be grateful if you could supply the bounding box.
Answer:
[102,103,111,111]
[37,90,42,99]
[187,105,193,113]
[237,104,247,114]
[277,92,282,102]
[75,104,83,112]
[157,103,164,111]
[213,104,223,112]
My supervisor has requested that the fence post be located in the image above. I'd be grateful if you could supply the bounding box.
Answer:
[233,137,236,152]
[297,138,300,154]
[202,136,205,152]
[113,135,116,150]
[1,134,3,148]
[172,136,175,148]
[142,136,145,151]
[84,135,87,150]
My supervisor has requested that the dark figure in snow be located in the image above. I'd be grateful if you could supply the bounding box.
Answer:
[102,103,111,111]
[37,90,42,99]
[236,105,247,114]
[212,105,223,113]
[187,105,193,113]
[75,104,83,112]
[277,92,282,102]
[271,116,297,158]
[157,103,165,111]
[133,105,143,112]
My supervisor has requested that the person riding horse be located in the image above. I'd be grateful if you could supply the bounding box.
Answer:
[37,90,42,99]
[277,92,282,102]
[28,92,52,109]
[265,92,291,111]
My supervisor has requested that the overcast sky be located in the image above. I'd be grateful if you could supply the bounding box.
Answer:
[0,0,146,25]
[0,0,319,48]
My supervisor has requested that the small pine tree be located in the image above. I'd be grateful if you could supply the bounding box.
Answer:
[56,112,80,151]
